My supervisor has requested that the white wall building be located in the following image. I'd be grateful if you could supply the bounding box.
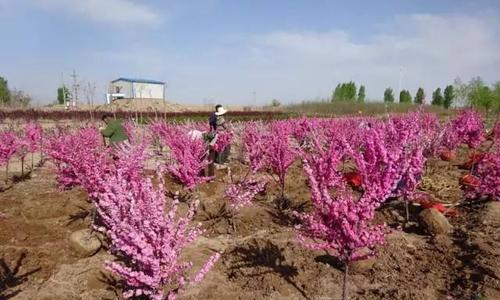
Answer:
[109,78,165,102]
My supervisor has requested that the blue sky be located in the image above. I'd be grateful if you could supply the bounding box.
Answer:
[1,0,499,105]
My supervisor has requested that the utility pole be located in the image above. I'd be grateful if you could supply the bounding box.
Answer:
[252,91,256,110]
[69,70,79,108]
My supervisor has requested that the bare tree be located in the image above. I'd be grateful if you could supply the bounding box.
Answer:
[83,81,97,121]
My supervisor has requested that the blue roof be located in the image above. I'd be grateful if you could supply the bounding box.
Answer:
[111,77,165,85]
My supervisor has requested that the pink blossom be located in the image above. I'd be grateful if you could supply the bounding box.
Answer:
[463,152,499,201]
[266,122,298,197]
[152,122,212,190]
[242,122,268,173]
[96,165,220,299]
[0,131,17,166]
[213,131,233,153]
[24,121,43,153]
[45,126,104,189]
[440,109,485,151]
[225,175,267,210]
[296,160,388,263]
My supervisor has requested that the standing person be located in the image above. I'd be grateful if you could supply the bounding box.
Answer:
[214,105,230,166]
[206,105,229,175]
[209,104,223,132]
[100,113,128,146]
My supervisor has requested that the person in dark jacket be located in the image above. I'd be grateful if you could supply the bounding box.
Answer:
[209,104,222,131]
[100,113,128,146]
[206,105,230,174]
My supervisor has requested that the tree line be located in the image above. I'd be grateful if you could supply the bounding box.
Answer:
[381,85,455,109]
[332,77,499,112]
[331,81,366,102]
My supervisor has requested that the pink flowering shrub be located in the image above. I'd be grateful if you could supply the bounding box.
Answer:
[387,112,431,200]
[25,121,43,153]
[123,120,136,143]
[167,139,211,189]
[45,127,103,189]
[111,140,150,183]
[266,122,298,197]
[95,167,220,300]
[452,109,485,149]
[294,117,436,299]
[0,131,17,166]
[225,173,267,210]
[155,124,211,190]
[213,131,233,153]
[440,109,485,152]
[344,122,409,204]
[300,131,345,192]
[15,136,30,162]
[296,162,388,262]
[296,159,389,300]
[463,152,500,201]
[242,123,268,173]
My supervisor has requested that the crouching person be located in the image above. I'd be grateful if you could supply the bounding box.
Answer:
[100,113,129,148]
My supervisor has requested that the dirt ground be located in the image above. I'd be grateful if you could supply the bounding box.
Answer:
[0,146,499,300]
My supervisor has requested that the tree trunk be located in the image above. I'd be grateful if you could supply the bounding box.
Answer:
[342,262,349,300]
[40,135,44,163]
[470,149,476,174]
[5,161,9,184]
[207,149,216,177]
[280,175,286,200]
[404,196,409,222]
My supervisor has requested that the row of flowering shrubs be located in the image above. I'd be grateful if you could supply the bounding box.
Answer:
[0,109,288,122]
[0,122,43,179]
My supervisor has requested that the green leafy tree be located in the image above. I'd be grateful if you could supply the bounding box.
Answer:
[57,86,70,105]
[443,85,454,109]
[384,88,394,103]
[431,88,443,106]
[414,87,425,104]
[0,76,11,105]
[492,81,500,112]
[332,83,342,101]
[357,85,366,102]
[399,89,412,103]
[345,81,357,101]
[469,85,493,111]
[467,77,496,112]
[332,81,357,101]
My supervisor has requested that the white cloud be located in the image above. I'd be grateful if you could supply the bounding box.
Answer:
[103,12,499,104]
[33,0,162,26]
[222,13,500,103]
